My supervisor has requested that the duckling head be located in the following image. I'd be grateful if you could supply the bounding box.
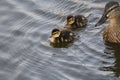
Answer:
[67,15,75,25]
[51,28,61,37]
[49,28,61,43]
[95,1,119,26]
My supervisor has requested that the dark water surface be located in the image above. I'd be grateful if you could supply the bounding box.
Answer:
[0,0,120,80]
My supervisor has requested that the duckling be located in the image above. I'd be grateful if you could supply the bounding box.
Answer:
[65,15,87,30]
[95,1,120,43]
[49,28,75,44]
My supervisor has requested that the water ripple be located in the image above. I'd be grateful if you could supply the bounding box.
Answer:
[0,0,120,80]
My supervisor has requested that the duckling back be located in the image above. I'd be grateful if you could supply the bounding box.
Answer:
[59,30,74,43]
[75,15,87,28]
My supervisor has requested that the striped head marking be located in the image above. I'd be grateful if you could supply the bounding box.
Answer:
[95,1,119,27]
[67,15,75,25]
[51,28,61,38]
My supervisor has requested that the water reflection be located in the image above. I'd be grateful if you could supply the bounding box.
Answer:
[1,0,120,80]
[50,42,73,48]
[101,41,120,77]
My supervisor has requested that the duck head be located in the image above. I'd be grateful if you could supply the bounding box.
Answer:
[95,1,119,26]
[67,15,75,25]
[49,28,61,43]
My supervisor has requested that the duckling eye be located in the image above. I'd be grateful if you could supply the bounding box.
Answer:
[52,32,58,35]
[69,18,74,21]
[52,31,60,37]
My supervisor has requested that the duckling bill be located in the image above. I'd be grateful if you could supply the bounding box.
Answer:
[65,15,87,30]
[49,28,75,44]
[95,1,120,43]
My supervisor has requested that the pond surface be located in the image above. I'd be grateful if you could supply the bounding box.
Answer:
[0,0,120,80]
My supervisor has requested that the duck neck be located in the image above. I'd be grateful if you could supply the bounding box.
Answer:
[109,17,120,26]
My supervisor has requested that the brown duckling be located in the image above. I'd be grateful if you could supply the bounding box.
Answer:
[65,15,87,30]
[95,1,120,43]
[49,28,75,44]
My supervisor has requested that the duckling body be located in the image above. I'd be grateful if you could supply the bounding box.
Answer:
[49,28,74,44]
[95,1,120,43]
[65,15,87,30]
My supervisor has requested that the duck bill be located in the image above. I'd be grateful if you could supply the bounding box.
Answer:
[48,36,51,40]
[95,13,108,27]
[49,36,54,43]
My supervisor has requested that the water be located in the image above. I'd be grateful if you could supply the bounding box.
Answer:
[0,0,120,80]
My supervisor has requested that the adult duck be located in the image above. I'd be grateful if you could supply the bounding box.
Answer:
[95,1,120,43]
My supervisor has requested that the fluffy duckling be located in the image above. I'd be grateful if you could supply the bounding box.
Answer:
[95,1,120,43]
[65,15,87,30]
[49,28,75,44]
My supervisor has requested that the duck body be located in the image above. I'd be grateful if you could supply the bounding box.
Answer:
[49,28,75,44]
[103,16,120,43]
[95,1,120,43]
[65,15,87,30]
